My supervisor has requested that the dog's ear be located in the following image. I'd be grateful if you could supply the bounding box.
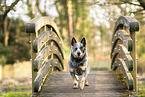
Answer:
[81,37,86,47]
[71,37,77,46]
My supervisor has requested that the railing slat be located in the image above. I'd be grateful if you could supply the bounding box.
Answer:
[33,45,63,71]
[34,59,52,92]
[112,58,133,90]
[111,44,133,71]
[111,30,133,57]
[113,16,139,35]
[52,59,63,71]
[33,58,62,92]
[33,30,64,59]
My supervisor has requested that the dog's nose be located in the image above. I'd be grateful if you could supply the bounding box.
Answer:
[77,52,81,56]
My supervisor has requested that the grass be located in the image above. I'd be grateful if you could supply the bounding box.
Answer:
[138,83,145,97]
[6,85,31,89]
[0,85,32,97]
[0,91,32,97]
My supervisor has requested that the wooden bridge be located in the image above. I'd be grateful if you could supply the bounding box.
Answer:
[26,16,139,97]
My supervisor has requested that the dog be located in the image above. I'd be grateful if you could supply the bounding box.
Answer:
[68,37,89,90]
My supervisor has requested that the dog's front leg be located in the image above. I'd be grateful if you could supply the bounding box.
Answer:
[80,73,86,90]
[80,72,89,89]
[69,69,79,89]
[80,62,89,90]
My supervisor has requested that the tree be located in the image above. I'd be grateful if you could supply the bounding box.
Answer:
[0,0,20,46]
[35,0,47,16]
[67,0,73,44]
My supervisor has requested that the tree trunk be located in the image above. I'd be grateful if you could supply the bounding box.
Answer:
[67,0,73,44]
[4,17,9,46]
[73,0,80,37]
[55,0,63,37]
[4,17,12,46]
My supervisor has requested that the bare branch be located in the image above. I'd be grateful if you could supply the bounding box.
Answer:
[35,0,46,16]
[3,0,20,20]
[120,0,141,6]
[130,9,144,14]
[137,0,145,9]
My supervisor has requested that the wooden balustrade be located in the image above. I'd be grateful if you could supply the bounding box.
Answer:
[111,16,139,91]
[26,16,64,94]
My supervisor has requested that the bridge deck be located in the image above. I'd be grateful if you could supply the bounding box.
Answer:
[37,71,137,97]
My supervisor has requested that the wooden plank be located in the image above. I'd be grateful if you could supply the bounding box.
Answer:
[111,30,133,58]
[112,58,133,90]
[33,30,64,59]
[33,31,49,53]
[49,46,64,69]
[34,59,53,92]
[33,59,62,92]
[25,16,62,41]
[33,45,63,71]
[52,59,63,71]
[111,44,133,71]
[113,16,139,36]
[37,71,137,97]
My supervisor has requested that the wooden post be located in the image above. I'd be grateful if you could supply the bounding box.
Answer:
[31,33,37,94]
[50,27,53,72]
[130,32,137,91]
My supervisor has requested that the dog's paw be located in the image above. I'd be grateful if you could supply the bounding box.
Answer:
[73,81,78,89]
[73,85,78,89]
[85,81,89,86]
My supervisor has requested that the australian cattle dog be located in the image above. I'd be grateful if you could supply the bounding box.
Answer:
[68,37,89,89]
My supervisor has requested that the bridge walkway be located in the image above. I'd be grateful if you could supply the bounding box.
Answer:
[37,71,137,97]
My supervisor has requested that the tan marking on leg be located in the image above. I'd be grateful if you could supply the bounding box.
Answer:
[70,68,75,72]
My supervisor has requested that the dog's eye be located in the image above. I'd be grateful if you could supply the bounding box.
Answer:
[80,46,83,50]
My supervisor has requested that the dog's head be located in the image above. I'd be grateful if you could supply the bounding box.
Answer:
[71,37,86,59]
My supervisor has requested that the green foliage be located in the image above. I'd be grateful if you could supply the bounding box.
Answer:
[0,91,31,97]
[137,33,145,75]
[137,57,145,75]
[138,83,145,97]
[0,18,31,64]
[7,85,31,89]
[63,41,71,57]
[0,43,30,64]
[0,84,31,97]
[90,61,110,71]
[137,37,145,58]
[0,55,7,67]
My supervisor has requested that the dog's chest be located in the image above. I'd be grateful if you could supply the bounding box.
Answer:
[71,58,86,68]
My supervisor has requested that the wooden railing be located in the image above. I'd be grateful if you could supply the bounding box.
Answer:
[26,16,64,94]
[111,16,139,91]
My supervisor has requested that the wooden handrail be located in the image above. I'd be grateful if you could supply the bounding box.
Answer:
[111,16,139,91]
[26,16,64,95]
